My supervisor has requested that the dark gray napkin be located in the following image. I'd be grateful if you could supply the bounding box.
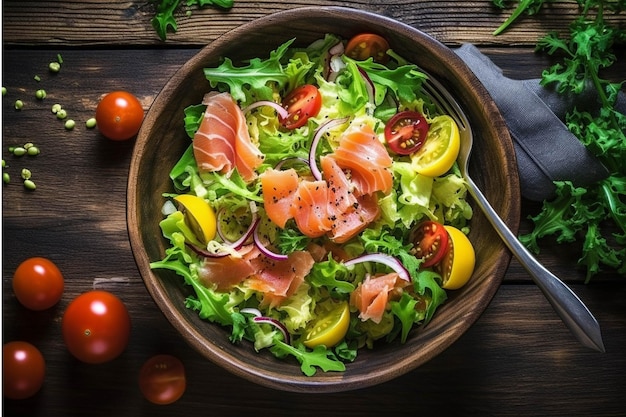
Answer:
[454,43,624,202]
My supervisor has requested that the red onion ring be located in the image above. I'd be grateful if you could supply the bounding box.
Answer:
[344,253,411,282]
[243,100,289,120]
[253,316,291,345]
[252,219,289,261]
[357,67,376,105]
[309,117,350,180]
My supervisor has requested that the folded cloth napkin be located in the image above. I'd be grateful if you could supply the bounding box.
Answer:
[454,43,625,202]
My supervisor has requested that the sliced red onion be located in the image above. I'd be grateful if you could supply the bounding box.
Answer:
[274,157,309,171]
[243,100,289,120]
[357,67,376,105]
[309,117,350,180]
[344,253,411,282]
[253,316,291,345]
[252,219,289,261]
[240,307,262,317]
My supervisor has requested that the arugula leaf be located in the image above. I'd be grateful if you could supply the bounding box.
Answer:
[492,0,550,35]
[148,0,234,41]
[202,39,295,104]
[270,340,346,376]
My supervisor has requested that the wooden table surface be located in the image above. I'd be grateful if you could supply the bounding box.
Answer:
[2,1,625,416]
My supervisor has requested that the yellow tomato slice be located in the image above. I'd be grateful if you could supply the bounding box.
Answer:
[438,225,476,290]
[411,114,460,177]
[303,300,350,348]
[174,194,217,245]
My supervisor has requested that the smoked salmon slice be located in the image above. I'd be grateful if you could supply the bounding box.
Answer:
[332,124,393,196]
[350,272,408,324]
[193,92,264,182]
[290,180,333,238]
[260,168,299,228]
[330,193,380,244]
[247,251,315,308]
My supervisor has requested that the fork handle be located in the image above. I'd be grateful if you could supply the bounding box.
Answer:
[465,177,605,352]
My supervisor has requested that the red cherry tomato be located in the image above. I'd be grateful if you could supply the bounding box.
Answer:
[3,341,45,400]
[62,290,131,364]
[138,354,186,405]
[280,84,322,129]
[384,111,430,155]
[411,220,450,268]
[12,257,64,311]
[345,33,390,63]
[95,91,144,141]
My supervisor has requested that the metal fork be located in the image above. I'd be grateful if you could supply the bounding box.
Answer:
[420,72,606,352]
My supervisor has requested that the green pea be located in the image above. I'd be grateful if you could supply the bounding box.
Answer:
[34,75,41,82]
[1,159,5,168]
[27,146,40,156]
[24,142,34,150]
[2,87,6,96]
[21,168,32,180]
[85,117,97,129]
[35,89,47,100]
[12,147,26,156]
[51,103,62,114]
[49,62,61,73]
[15,100,23,110]
[23,179,36,190]
[56,109,67,120]
[3,172,10,184]
[64,119,76,130]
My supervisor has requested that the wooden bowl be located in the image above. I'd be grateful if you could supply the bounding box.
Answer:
[127,6,520,393]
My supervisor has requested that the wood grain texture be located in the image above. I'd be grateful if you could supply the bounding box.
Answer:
[4,0,624,47]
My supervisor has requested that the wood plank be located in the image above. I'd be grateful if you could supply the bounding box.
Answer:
[4,0,624,47]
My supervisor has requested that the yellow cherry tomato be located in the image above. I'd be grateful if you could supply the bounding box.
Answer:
[437,225,475,290]
[303,300,350,348]
[174,194,217,245]
[411,114,460,177]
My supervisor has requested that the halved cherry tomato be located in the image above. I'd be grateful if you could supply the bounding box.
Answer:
[280,84,322,129]
[437,226,476,290]
[174,194,217,245]
[384,111,430,155]
[3,341,46,400]
[411,114,460,177]
[95,91,144,141]
[138,354,186,405]
[62,290,131,364]
[12,257,64,311]
[345,33,390,63]
[303,300,350,348]
[411,220,450,267]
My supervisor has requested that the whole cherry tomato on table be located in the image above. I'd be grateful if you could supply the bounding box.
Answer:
[12,257,64,310]
[95,91,144,141]
[3,341,46,400]
[138,354,187,405]
[62,290,131,364]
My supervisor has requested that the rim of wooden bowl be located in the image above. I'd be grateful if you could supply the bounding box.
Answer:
[127,6,520,393]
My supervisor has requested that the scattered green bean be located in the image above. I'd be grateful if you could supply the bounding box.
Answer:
[14,100,23,110]
[51,103,62,114]
[23,179,36,190]
[27,146,40,156]
[57,54,64,64]
[85,117,97,129]
[21,168,32,180]
[56,109,67,120]
[3,172,10,184]
[12,147,26,157]
[64,119,76,130]
[35,89,47,100]
[34,75,41,82]
[49,62,61,73]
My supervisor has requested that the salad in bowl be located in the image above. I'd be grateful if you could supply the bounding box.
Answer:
[150,32,476,377]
